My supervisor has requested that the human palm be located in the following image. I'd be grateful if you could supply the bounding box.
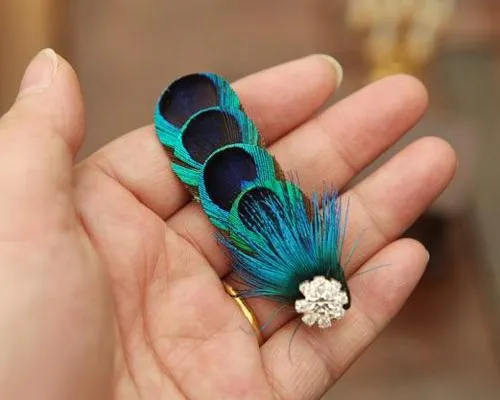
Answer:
[0,51,456,400]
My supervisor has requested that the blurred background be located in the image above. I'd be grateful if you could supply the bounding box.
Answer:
[1,0,499,398]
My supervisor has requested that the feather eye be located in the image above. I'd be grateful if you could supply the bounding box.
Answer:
[174,107,260,168]
[227,180,305,250]
[168,107,261,188]
[198,144,281,230]
[181,108,243,164]
[154,73,241,149]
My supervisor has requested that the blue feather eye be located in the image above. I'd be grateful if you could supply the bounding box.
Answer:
[227,180,304,250]
[154,73,241,149]
[154,72,351,330]
[182,108,243,164]
[159,74,218,128]
[167,107,262,188]
[175,107,260,165]
[198,144,280,230]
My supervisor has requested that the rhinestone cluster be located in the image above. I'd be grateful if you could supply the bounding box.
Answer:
[294,276,349,329]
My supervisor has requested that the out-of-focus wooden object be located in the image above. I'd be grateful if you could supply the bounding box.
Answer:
[0,0,67,113]
[345,0,457,81]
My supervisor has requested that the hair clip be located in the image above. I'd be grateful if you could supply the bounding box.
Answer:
[154,73,350,330]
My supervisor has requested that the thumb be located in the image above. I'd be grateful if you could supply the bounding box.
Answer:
[0,51,113,400]
[0,49,85,237]
[1,48,85,158]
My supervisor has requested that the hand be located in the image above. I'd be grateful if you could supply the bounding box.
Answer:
[0,50,456,400]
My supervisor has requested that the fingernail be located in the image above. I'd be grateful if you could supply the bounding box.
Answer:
[19,48,58,96]
[319,54,343,88]
[425,250,430,264]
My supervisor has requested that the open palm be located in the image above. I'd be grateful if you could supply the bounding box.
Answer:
[0,52,456,400]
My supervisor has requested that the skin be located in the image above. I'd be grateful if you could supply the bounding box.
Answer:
[0,50,457,400]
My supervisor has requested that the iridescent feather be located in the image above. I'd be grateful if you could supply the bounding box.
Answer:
[154,73,242,149]
[154,73,351,329]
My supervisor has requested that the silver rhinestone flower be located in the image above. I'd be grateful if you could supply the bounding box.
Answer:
[294,276,349,329]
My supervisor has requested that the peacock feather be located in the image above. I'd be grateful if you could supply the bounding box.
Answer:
[154,73,351,329]
[154,73,242,149]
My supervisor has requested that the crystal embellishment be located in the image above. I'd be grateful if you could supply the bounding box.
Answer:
[295,276,349,328]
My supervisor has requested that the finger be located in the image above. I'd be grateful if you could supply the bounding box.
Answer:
[0,52,112,400]
[0,49,85,157]
[239,136,456,338]
[168,75,429,272]
[339,136,457,273]
[0,49,85,237]
[234,54,343,143]
[273,74,427,194]
[78,54,341,219]
[261,238,428,400]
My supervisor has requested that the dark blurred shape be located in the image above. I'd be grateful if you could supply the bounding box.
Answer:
[404,212,449,278]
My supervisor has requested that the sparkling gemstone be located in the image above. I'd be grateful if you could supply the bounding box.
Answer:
[294,275,349,329]
[302,313,317,327]
[295,299,314,313]
[298,281,309,296]
[317,316,332,329]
